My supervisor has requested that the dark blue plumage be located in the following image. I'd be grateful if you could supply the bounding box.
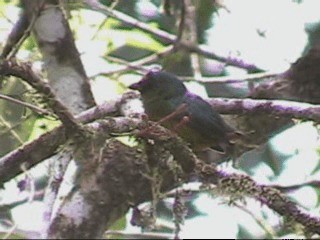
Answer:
[129,70,236,153]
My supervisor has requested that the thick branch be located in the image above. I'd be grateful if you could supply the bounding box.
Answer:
[46,121,320,238]
[207,98,320,122]
[141,126,320,235]
[0,94,121,185]
[22,0,96,113]
[46,121,197,238]
[196,164,320,235]
[0,126,65,186]
[2,93,320,184]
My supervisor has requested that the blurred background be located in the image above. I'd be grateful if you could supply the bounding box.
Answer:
[1,0,320,238]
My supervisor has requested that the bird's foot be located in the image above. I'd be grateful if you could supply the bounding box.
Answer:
[173,116,190,132]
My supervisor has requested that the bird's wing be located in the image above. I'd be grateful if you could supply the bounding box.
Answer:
[183,93,233,140]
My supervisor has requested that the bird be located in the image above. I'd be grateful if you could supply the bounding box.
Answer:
[129,70,239,155]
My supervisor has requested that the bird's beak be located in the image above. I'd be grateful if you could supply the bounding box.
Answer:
[129,73,150,91]
[128,81,141,91]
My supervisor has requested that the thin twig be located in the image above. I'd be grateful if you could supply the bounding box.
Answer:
[1,1,45,59]
[0,93,52,115]
[103,55,149,73]
[91,0,120,40]
[0,60,81,134]
[0,113,34,136]
[181,71,281,84]
[234,202,277,238]
[97,45,175,76]
[271,180,320,193]
[2,223,18,240]
[5,12,38,60]
[84,0,262,72]
[0,115,24,144]
[195,164,320,235]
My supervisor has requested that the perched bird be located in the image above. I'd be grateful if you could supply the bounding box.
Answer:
[129,70,238,154]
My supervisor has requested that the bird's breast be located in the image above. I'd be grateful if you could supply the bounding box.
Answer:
[143,98,176,121]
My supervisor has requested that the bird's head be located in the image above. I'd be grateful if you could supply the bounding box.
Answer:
[129,70,187,100]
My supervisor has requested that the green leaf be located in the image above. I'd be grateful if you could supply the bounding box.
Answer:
[107,29,165,53]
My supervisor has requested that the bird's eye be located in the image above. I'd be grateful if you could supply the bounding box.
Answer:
[145,71,154,78]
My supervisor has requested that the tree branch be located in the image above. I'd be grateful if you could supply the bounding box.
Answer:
[0,100,319,237]
[46,120,320,238]
[182,71,281,84]
[207,98,320,122]
[1,92,320,185]
[0,93,51,115]
[84,0,262,72]
[0,125,66,186]
[0,60,81,133]
[196,164,320,235]
[0,92,128,185]
[100,45,175,76]
[0,7,41,59]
